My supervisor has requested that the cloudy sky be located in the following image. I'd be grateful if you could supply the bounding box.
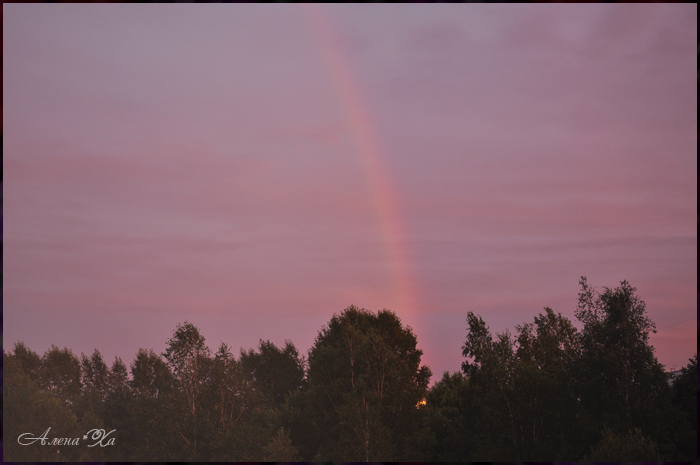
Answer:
[4,4,696,378]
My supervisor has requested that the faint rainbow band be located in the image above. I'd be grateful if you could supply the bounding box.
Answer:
[303,5,417,317]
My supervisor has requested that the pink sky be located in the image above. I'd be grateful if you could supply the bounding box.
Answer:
[4,4,697,378]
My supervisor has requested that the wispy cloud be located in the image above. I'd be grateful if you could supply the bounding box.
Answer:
[4,4,696,377]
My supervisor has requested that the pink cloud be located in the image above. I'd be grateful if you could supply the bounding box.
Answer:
[4,4,696,378]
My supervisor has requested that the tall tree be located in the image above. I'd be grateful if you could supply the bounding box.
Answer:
[162,321,212,458]
[99,356,134,460]
[129,348,176,461]
[668,353,697,460]
[303,306,431,461]
[74,349,110,445]
[10,341,42,383]
[460,279,675,461]
[131,348,172,399]
[204,342,269,461]
[80,349,109,400]
[4,348,83,462]
[461,312,521,460]
[40,345,82,405]
[240,339,305,408]
[513,307,584,459]
[423,371,471,461]
[573,277,670,443]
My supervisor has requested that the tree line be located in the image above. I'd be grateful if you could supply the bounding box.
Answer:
[3,277,697,461]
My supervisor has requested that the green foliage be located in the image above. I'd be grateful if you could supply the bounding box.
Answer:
[262,427,301,462]
[4,349,83,462]
[3,286,695,462]
[276,385,318,461]
[515,307,579,371]
[11,341,42,382]
[163,321,211,388]
[460,313,525,460]
[457,277,684,461]
[673,353,698,421]
[80,349,109,400]
[162,321,212,459]
[131,348,172,398]
[203,342,269,461]
[240,339,305,408]
[668,353,698,460]
[423,371,470,461]
[100,356,134,460]
[303,305,431,461]
[573,277,670,445]
[583,427,663,461]
[512,307,585,460]
[127,348,176,460]
[461,312,493,375]
[40,344,83,405]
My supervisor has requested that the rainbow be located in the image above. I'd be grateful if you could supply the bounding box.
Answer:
[302,5,417,318]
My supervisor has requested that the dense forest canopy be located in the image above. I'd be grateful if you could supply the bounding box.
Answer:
[3,278,697,461]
